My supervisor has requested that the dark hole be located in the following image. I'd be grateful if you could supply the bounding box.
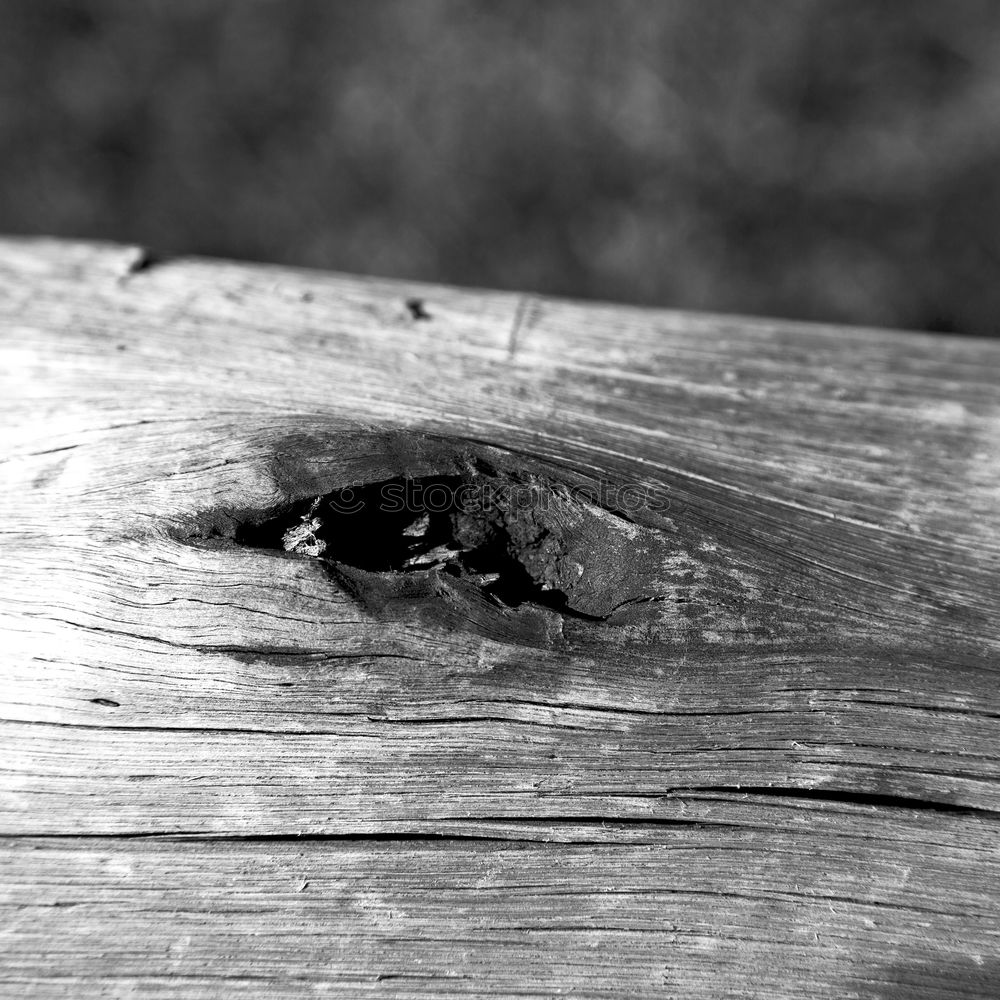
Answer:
[236,475,575,614]
[91,697,120,708]
[238,476,465,570]
[405,297,431,321]
[126,246,170,276]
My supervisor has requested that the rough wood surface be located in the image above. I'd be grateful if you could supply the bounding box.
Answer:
[2,238,999,998]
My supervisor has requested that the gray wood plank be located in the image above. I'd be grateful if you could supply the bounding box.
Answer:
[2,238,999,997]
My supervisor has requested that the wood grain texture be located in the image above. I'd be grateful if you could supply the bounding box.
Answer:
[2,238,999,998]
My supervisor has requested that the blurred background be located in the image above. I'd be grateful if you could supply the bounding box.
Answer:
[2,0,1000,334]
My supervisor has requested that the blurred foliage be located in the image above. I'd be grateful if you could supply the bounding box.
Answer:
[2,0,999,333]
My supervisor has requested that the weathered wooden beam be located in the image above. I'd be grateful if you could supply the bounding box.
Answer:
[2,238,999,998]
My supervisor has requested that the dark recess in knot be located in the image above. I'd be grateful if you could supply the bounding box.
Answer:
[405,297,431,321]
[121,245,172,281]
[236,474,601,618]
